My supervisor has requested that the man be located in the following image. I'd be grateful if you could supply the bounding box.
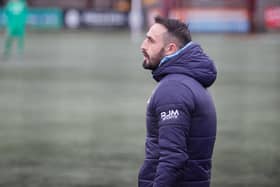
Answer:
[3,0,27,58]
[138,16,217,187]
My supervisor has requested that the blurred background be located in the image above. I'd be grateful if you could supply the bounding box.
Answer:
[0,0,279,186]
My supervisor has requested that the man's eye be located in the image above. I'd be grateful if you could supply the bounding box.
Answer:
[148,38,154,43]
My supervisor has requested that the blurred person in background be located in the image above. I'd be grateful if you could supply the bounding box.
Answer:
[138,16,217,187]
[3,0,27,59]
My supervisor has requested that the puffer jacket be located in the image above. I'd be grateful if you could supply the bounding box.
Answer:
[138,42,217,187]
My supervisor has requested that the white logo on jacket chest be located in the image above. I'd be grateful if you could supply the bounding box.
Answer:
[160,110,179,121]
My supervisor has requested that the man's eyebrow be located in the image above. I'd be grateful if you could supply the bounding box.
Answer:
[146,35,155,42]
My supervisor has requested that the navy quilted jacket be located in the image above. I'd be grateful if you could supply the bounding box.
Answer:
[138,42,217,187]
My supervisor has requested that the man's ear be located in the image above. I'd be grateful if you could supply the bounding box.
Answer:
[165,43,179,56]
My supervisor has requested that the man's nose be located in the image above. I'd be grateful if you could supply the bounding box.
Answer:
[141,39,147,51]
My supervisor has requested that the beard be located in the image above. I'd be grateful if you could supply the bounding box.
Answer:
[142,48,165,70]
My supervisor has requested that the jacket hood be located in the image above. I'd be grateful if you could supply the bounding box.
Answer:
[152,42,217,87]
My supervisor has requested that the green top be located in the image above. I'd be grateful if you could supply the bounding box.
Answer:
[4,0,27,31]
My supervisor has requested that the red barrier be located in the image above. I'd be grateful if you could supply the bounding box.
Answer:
[265,7,280,29]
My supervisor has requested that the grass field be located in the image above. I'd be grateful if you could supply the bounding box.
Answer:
[0,31,279,187]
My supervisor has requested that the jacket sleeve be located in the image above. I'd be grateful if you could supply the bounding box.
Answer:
[152,81,195,187]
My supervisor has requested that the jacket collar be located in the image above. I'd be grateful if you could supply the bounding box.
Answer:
[159,41,193,67]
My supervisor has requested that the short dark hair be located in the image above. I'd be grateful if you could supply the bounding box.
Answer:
[154,16,191,48]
